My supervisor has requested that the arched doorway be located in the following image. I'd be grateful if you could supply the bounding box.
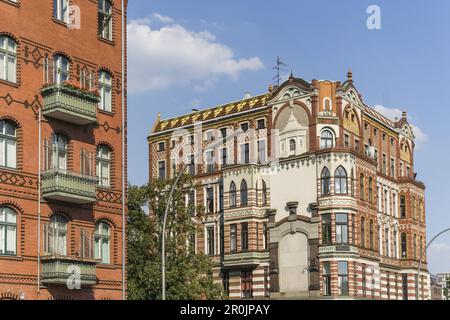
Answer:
[279,232,309,293]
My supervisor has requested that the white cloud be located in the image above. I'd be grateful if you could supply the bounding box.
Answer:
[374,105,427,149]
[152,13,174,24]
[429,242,450,253]
[127,18,264,93]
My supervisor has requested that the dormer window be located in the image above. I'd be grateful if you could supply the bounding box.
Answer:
[240,122,249,132]
[289,139,296,152]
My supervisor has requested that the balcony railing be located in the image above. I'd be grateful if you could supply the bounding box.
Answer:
[42,169,98,204]
[41,226,98,286]
[223,251,269,267]
[40,83,100,125]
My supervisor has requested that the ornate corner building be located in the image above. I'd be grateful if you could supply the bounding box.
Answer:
[148,71,429,300]
[0,0,127,300]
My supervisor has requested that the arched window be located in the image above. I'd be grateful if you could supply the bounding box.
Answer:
[413,234,417,260]
[96,145,111,187]
[321,167,331,195]
[323,98,332,112]
[51,133,68,171]
[359,174,365,200]
[369,220,374,250]
[98,0,113,40]
[0,35,17,83]
[412,196,416,220]
[401,233,407,259]
[53,0,69,23]
[350,168,354,196]
[334,166,347,194]
[0,120,17,169]
[0,207,17,255]
[98,70,112,112]
[95,221,110,264]
[320,129,334,149]
[229,182,236,208]
[419,236,423,260]
[48,215,67,256]
[368,177,373,203]
[289,139,296,152]
[240,180,248,206]
[261,180,267,206]
[361,217,365,248]
[53,54,69,84]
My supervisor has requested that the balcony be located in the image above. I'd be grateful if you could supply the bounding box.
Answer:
[223,251,269,267]
[41,226,98,286]
[40,84,100,125]
[42,169,98,204]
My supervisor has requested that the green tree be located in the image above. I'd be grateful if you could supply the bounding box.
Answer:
[127,175,224,300]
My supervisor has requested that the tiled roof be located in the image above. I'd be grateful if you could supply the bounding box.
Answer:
[151,93,271,134]
[362,105,397,128]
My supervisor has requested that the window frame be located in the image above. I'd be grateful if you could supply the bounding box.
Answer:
[98,70,112,112]
[94,221,111,264]
[0,206,17,256]
[0,120,17,169]
[98,0,113,41]
[0,35,17,83]
[96,144,111,187]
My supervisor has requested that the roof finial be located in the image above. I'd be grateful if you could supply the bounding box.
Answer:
[347,69,353,82]
[402,111,407,118]
[268,83,273,92]
[289,70,294,82]
[157,112,161,121]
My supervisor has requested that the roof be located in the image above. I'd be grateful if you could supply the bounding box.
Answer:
[151,93,271,134]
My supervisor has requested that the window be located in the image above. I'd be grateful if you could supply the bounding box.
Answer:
[334,166,348,194]
[390,158,395,177]
[0,207,16,255]
[322,262,331,296]
[53,0,69,23]
[412,196,416,220]
[222,271,230,296]
[171,158,177,178]
[344,134,349,148]
[229,182,237,208]
[368,177,373,203]
[382,154,387,174]
[52,133,68,171]
[229,224,237,253]
[94,221,110,264]
[369,220,374,250]
[206,187,214,213]
[321,167,331,195]
[0,35,17,83]
[0,120,17,169]
[263,223,269,250]
[354,139,359,151]
[400,196,406,218]
[48,215,67,256]
[401,233,407,258]
[362,265,367,297]
[240,122,249,132]
[220,128,227,143]
[413,234,417,260]
[158,141,165,151]
[289,139,296,152]
[221,148,228,166]
[187,190,195,216]
[385,227,390,257]
[261,180,267,206]
[219,183,223,212]
[240,143,250,164]
[241,223,248,251]
[205,149,214,173]
[206,226,215,255]
[158,161,166,180]
[322,214,332,244]
[359,174,365,200]
[336,213,348,244]
[394,230,398,258]
[402,274,408,300]
[257,119,266,130]
[96,145,111,187]
[188,154,195,175]
[361,217,365,248]
[338,261,349,295]
[240,180,248,206]
[98,0,113,40]
[53,55,69,84]
[257,140,266,163]
[320,129,334,148]
[98,70,112,112]
[189,135,195,145]
[241,270,253,299]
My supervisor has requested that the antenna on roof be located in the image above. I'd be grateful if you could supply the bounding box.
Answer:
[272,56,288,87]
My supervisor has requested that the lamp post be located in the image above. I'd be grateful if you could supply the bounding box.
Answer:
[161,128,243,300]
[416,227,450,300]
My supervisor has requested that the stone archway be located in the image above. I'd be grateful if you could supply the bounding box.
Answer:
[278,232,309,293]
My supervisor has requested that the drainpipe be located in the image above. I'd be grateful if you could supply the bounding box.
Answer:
[121,0,126,301]
[37,106,42,294]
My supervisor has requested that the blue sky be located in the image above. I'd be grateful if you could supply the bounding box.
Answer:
[127,0,450,273]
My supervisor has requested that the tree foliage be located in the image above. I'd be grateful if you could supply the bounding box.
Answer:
[127,175,224,300]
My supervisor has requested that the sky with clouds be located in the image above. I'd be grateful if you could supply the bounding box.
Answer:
[127,0,450,274]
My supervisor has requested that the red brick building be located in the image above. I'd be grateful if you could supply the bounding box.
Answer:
[148,72,429,300]
[0,0,127,300]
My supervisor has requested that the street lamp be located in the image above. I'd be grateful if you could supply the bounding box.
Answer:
[161,128,243,300]
[416,227,450,300]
